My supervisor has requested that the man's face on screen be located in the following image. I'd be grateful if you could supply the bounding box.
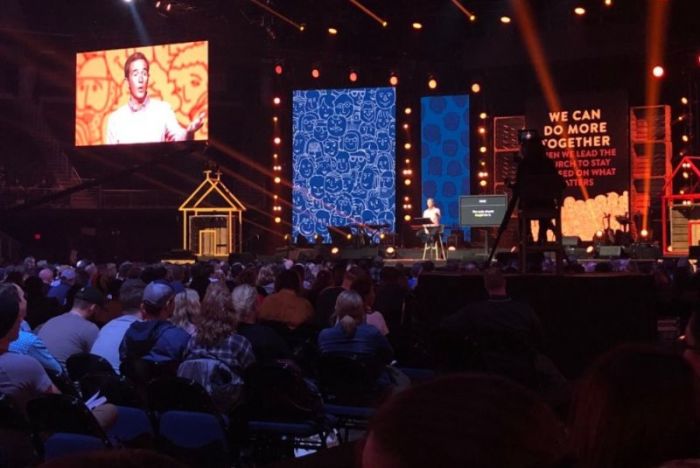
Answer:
[127,58,149,103]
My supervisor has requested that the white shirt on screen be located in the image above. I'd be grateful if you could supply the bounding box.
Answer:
[423,206,441,225]
[105,97,187,145]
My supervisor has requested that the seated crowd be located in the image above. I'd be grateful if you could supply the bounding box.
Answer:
[0,255,700,466]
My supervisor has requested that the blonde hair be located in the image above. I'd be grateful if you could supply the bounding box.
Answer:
[231,283,257,323]
[171,288,200,330]
[334,290,365,338]
[195,282,236,347]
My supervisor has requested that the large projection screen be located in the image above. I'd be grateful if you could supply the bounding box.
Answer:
[292,87,396,243]
[75,41,208,146]
[420,94,470,237]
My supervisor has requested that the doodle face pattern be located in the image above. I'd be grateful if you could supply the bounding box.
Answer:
[292,88,396,242]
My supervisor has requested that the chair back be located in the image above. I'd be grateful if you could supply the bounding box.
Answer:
[157,410,230,468]
[146,376,217,415]
[66,353,116,382]
[177,358,242,413]
[244,360,323,421]
[120,358,178,388]
[26,394,111,456]
[318,354,384,405]
[42,433,109,460]
[79,373,144,408]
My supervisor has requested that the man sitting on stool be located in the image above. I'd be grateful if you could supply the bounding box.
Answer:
[417,198,441,244]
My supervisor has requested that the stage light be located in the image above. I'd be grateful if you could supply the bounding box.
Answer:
[469,15,476,22]
[404,196,410,201]
[389,74,399,86]
[331,246,340,255]
[682,135,690,142]
[404,107,412,115]
[384,246,397,259]
[403,123,409,130]
[479,180,487,187]
[273,153,278,159]
[404,143,412,150]
[382,21,388,27]
[471,83,481,93]
[640,228,649,238]
[667,245,673,252]
[574,7,586,16]
[166,3,172,12]
[681,97,689,105]
[274,217,281,224]
[405,158,410,164]
[448,246,456,252]
[273,97,281,105]
[480,160,486,166]
[428,77,438,89]
[478,126,486,134]
[124,0,133,3]
[652,66,664,78]
[404,179,412,186]
[479,112,488,119]
[155,1,161,7]
[346,234,352,240]
[349,71,358,82]
[274,176,281,184]
[479,146,487,153]
[273,137,281,145]
[404,214,412,222]
[500,16,512,24]
[299,24,306,31]
[412,22,423,30]
[272,116,278,123]
[274,64,283,75]
[311,68,320,79]
[586,245,595,254]
[604,0,612,6]
[683,171,690,179]
[595,230,604,239]
[328,27,338,35]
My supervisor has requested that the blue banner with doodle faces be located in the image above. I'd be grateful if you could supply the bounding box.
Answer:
[292,87,396,243]
[420,95,470,239]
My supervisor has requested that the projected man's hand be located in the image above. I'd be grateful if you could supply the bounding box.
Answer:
[187,111,206,133]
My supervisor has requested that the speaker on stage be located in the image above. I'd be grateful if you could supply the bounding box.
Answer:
[598,245,622,258]
[562,236,581,247]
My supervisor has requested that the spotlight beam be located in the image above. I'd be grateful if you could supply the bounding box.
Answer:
[247,0,305,31]
[347,0,388,27]
[641,0,670,231]
[450,0,476,21]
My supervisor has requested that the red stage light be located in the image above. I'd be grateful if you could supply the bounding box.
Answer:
[274,64,283,75]
[652,66,664,78]
[389,74,399,86]
[349,71,358,82]
[311,68,320,79]
[273,97,281,105]
[33,233,41,241]
[428,77,438,89]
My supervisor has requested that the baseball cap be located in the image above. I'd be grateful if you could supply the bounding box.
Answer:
[143,282,175,309]
[74,286,106,307]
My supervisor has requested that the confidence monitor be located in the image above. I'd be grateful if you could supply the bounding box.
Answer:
[459,195,508,227]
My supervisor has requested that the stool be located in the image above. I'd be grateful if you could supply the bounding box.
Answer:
[422,225,446,261]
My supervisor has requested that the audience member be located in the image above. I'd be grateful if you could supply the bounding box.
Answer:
[119,282,189,365]
[47,267,76,308]
[38,286,103,366]
[180,282,255,409]
[315,265,359,327]
[23,275,60,329]
[256,265,276,296]
[170,288,200,335]
[350,275,389,336]
[569,344,700,468]
[259,269,313,329]
[374,266,409,330]
[361,374,567,468]
[232,283,291,363]
[91,278,146,373]
[1,283,63,376]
